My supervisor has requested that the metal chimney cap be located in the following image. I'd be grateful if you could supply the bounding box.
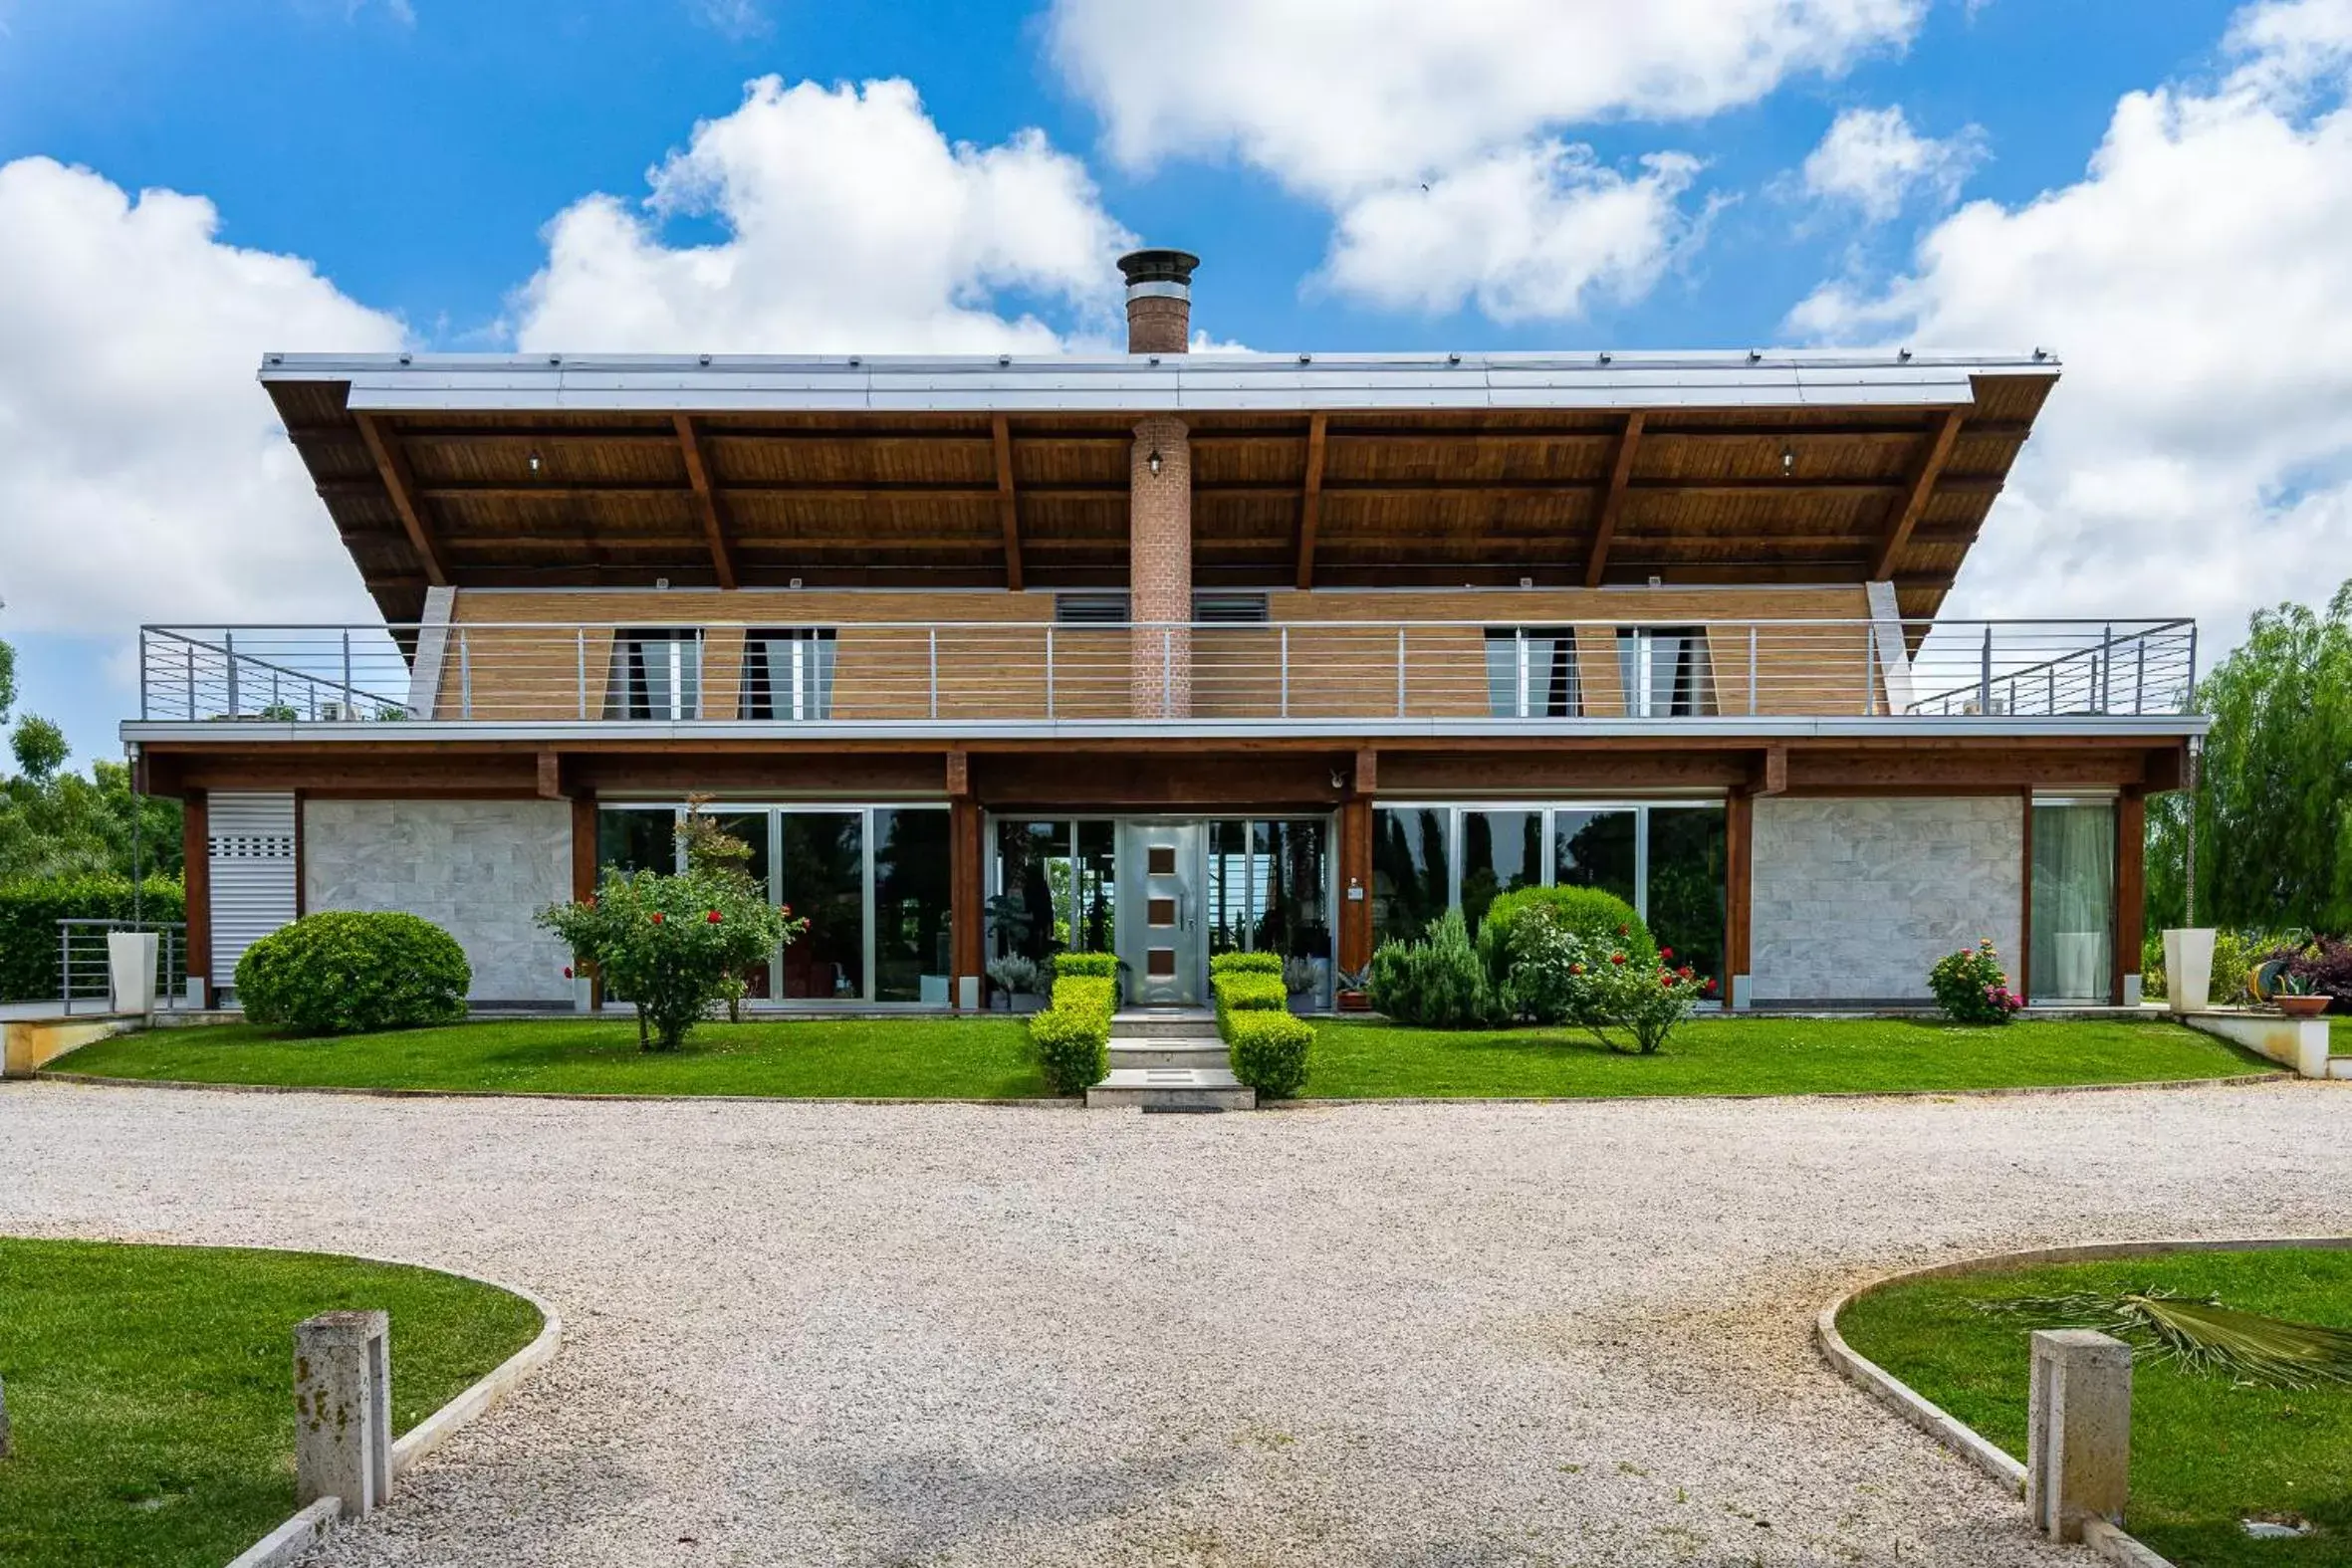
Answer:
[1116,249,1201,291]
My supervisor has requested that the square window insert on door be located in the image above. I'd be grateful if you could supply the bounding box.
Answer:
[1148,897,1177,927]
[1147,845,1177,876]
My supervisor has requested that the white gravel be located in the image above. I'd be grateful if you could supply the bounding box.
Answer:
[1,1077,2345,1566]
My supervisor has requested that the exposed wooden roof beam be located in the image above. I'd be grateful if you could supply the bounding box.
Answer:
[673,415,740,589]
[1870,409,1966,580]
[992,414,1023,592]
[1294,412,1328,590]
[352,411,450,587]
[1582,411,1645,588]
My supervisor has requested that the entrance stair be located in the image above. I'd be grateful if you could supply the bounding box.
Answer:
[1087,1008,1255,1110]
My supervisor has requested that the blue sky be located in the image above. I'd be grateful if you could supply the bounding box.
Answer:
[2,0,2348,766]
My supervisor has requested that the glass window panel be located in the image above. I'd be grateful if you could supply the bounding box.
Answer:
[603,631,701,721]
[1484,629,1580,718]
[1614,628,1716,718]
[596,807,676,874]
[711,811,773,1001]
[2031,801,2116,1003]
[739,629,836,720]
[1459,809,1542,938]
[1372,806,1451,947]
[1074,820,1117,955]
[1552,809,1637,904]
[1206,819,1254,956]
[1255,819,1331,962]
[992,820,1069,962]
[873,808,952,1005]
[779,811,864,1001]
[1644,805,1727,989]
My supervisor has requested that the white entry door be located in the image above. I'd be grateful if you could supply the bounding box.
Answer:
[1117,820,1204,1007]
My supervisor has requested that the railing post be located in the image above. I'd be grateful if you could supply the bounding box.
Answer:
[138,633,149,721]
[1864,624,1877,716]
[576,629,588,720]
[2186,622,2199,713]
[58,923,70,1015]
[1045,626,1056,720]
[458,628,473,720]
[341,629,353,719]
[1396,625,1407,718]
[224,630,238,716]
[2099,622,2113,714]
[1161,626,1173,719]
[1979,625,1993,714]
[185,640,195,721]
[928,627,939,720]
[1280,626,1291,719]
[2133,636,2147,717]
[1748,624,1759,717]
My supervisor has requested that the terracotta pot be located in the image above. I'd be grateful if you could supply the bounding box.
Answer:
[1336,990,1370,1012]
[2276,994,2331,1017]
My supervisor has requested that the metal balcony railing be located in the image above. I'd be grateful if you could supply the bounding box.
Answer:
[132,617,2200,728]
[57,920,191,1015]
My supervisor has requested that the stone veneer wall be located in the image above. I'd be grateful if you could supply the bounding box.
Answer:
[303,799,573,1004]
[1750,796,2022,1004]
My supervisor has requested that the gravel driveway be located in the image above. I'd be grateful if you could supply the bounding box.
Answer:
[2,1078,2345,1566]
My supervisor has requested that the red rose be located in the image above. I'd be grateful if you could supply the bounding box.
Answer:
[706,910,722,924]
[1660,975,1674,990]
[780,904,793,916]
[1617,922,1629,936]
[1610,952,1626,966]
[1677,965,1693,980]
[1705,978,1720,993]
[1571,962,1586,976]
[564,966,574,979]
[650,911,664,925]
[1660,946,1673,960]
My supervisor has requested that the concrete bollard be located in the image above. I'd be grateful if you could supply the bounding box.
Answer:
[2027,1328,2132,1542]
[294,1310,391,1517]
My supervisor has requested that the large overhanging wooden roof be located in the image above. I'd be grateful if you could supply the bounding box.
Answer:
[260,350,2058,625]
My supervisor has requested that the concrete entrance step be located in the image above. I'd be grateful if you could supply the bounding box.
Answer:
[1085,1065,1256,1111]
[1110,1008,1220,1040]
[1108,1037,1229,1070]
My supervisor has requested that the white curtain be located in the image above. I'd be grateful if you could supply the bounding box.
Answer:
[2031,802,2115,1002]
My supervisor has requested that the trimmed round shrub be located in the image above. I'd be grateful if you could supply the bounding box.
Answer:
[1477,885,1656,996]
[1228,1009,1312,1098]
[235,911,469,1034]
[1210,950,1284,978]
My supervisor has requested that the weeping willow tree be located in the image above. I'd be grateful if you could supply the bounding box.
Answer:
[2146,581,2352,935]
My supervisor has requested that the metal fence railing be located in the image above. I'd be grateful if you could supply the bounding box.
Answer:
[133,616,2200,727]
[58,920,191,1016]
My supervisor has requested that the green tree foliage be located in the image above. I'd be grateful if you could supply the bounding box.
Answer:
[0,632,181,884]
[2147,582,2352,933]
[235,911,471,1033]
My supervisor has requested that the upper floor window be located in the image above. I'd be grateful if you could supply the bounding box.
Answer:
[741,628,836,721]
[1616,626,1717,717]
[605,629,700,721]
[1485,627,1581,718]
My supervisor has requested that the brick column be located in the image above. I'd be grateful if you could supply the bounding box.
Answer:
[1130,414,1192,718]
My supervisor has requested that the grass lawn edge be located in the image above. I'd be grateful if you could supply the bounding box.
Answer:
[1817,1235,2352,1562]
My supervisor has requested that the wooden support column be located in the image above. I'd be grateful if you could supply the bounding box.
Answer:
[950,792,984,1009]
[992,414,1023,592]
[1725,787,1753,1001]
[182,790,212,1008]
[1582,410,1644,587]
[1338,757,1374,974]
[1294,412,1328,591]
[570,793,598,902]
[536,747,566,801]
[2114,787,2146,1004]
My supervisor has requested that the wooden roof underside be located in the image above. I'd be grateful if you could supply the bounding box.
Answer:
[267,372,2053,626]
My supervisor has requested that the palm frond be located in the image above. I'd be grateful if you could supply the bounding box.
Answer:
[1977,1286,2352,1390]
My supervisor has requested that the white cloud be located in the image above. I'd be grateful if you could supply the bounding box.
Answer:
[515,78,1133,353]
[0,157,402,636]
[1789,0,2352,647]
[1050,0,1920,321]
[1799,105,1987,222]
[1322,145,1704,322]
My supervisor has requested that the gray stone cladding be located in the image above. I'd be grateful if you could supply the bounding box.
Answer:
[1750,795,2022,1004]
[304,799,572,1004]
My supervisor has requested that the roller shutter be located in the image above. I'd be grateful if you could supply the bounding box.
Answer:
[208,791,298,992]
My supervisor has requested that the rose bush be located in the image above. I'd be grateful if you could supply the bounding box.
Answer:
[538,866,801,1050]
[1927,939,2023,1025]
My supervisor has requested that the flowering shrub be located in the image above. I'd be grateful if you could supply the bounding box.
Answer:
[1507,911,1710,1052]
[1475,885,1656,1007]
[1928,940,2024,1025]
[537,866,800,1050]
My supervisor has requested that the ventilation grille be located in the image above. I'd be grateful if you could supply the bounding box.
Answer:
[1192,591,1270,624]
[1055,592,1131,624]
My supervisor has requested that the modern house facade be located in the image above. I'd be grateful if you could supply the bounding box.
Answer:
[125,250,2200,1012]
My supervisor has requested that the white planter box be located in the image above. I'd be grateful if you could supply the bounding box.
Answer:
[2163,928,2216,1014]
[108,932,159,1016]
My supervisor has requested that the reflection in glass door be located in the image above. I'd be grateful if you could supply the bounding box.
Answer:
[780,812,864,1001]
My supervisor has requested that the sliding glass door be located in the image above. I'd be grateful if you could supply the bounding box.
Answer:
[2030,799,2116,1003]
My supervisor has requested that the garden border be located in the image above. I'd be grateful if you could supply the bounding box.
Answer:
[34,1239,578,1568]
[1815,1234,2352,1568]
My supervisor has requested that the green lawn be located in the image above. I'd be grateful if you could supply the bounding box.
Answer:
[1838,1248,2352,1567]
[52,1016,1050,1098]
[1304,1016,2270,1098]
[0,1238,543,1568]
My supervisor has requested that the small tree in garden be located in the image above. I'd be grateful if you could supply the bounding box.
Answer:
[538,864,801,1051]
[1928,939,2023,1024]
[675,796,775,1021]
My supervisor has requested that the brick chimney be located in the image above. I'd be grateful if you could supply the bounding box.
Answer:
[1117,248,1199,355]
